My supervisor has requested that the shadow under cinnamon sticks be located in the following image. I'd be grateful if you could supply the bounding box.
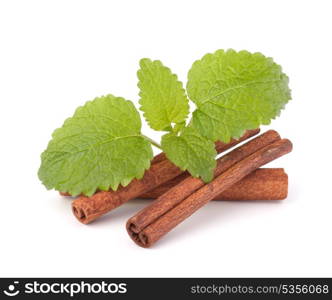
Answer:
[126,130,292,248]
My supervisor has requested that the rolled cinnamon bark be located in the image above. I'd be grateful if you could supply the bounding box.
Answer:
[62,168,288,200]
[140,168,288,200]
[127,130,280,236]
[72,129,260,224]
[127,135,292,247]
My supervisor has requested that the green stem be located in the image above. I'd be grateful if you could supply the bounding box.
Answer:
[142,134,162,150]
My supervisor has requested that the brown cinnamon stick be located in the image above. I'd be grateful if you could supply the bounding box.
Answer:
[127,130,280,236]
[127,134,292,247]
[140,168,288,200]
[72,129,260,224]
[62,168,288,200]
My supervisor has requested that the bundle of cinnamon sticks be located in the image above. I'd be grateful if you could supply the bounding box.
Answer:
[63,129,292,247]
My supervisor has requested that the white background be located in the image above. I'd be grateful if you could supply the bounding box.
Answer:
[1,0,331,277]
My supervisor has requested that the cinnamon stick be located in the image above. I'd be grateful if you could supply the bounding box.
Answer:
[127,135,292,247]
[72,129,260,224]
[140,168,288,200]
[127,130,280,236]
[63,168,288,200]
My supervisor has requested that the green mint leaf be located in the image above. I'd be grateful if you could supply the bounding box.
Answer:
[161,126,217,182]
[38,95,153,196]
[138,58,189,131]
[187,49,291,142]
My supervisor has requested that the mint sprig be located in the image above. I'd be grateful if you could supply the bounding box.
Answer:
[137,58,217,182]
[38,49,291,196]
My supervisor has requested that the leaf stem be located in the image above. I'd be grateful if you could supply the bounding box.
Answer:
[142,134,162,150]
